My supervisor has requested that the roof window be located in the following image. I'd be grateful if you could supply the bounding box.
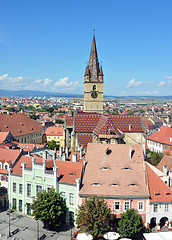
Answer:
[100,167,110,170]
[106,147,112,155]
[70,173,74,176]
[122,167,131,170]
[91,182,101,186]
[128,183,138,186]
[110,183,119,186]
[166,192,171,195]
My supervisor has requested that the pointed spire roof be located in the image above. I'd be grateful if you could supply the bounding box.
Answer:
[88,32,100,81]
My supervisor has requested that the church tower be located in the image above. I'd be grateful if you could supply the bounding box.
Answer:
[84,31,104,113]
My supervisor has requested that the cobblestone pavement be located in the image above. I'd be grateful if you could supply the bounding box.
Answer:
[0,210,76,240]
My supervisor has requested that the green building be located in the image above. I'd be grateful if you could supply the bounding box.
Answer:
[9,150,83,222]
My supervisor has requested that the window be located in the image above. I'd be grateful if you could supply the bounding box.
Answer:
[4,165,8,170]
[163,145,168,149]
[138,201,144,211]
[153,204,158,212]
[47,187,51,192]
[69,193,74,205]
[36,185,42,195]
[93,85,96,91]
[165,203,169,212]
[61,192,66,202]
[54,137,56,139]
[124,201,130,210]
[27,183,31,197]
[19,184,23,194]
[19,200,22,212]
[12,198,16,209]
[114,202,120,210]
[13,183,16,193]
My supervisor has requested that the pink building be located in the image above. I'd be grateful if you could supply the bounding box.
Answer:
[80,143,150,226]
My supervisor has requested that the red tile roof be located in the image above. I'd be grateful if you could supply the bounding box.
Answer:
[147,126,172,145]
[12,155,83,184]
[0,132,9,143]
[157,155,172,172]
[78,133,93,147]
[66,113,143,147]
[45,126,63,136]
[146,162,172,202]
[0,149,21,165]
[80,143,149,197]
[0,113,42,137]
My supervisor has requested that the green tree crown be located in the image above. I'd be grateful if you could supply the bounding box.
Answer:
[118,209,144,238]
[31,188,66,229]
[76,195,111,238]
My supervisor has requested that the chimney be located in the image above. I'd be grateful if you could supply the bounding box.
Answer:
[80,146,83,159]
[65,147,69,158]
[53,152,56,160]
[163,165,167,175]
[62,152,66,161]
[72,153,77,162]
[43,150,47,160]
[59,147,63,157]
[129,144,131,159]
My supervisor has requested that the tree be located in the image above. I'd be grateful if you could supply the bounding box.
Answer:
[151,152,163,166]
[48,140,59,150]
[76,196,111,238]
[31,188,66,229]
[127,110,134,115]
[55,119,64,124]
[29,113,38,120]
[118,209,144,238]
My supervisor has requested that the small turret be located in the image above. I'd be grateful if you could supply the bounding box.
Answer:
[99,66,103,82]
[84,66,90,82]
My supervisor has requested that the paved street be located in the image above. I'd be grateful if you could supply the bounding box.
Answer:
[0,210,76,240]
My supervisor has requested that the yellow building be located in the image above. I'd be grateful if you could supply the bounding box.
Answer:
[45,126,63,147]
[84,32,103,114]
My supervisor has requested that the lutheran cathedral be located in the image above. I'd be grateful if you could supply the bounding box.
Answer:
[63,33,145,152]
[84,32,103,114]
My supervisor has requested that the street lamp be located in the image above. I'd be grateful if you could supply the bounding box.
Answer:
[37,219,39,240]
[7,211,11,237]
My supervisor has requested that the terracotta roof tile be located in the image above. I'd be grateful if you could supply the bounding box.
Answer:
[0,149,21,165]
[147,126,172,145]
[0,113,42,137]
[157,155,172,172]
[12,155,83,184]
[45,126,63,136]
[146,162,172,202]
[80,143,149,197]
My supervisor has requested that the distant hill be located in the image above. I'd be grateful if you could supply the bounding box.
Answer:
[0,89,83,98]
[0,89,172,99]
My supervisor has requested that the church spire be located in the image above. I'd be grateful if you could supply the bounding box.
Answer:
[88,29,100,82]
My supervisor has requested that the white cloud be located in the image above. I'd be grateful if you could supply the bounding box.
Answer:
[157,81,165,87]
[0,74,79,92]
[125,78,142,88]
[164,76,172,80]
[55,77,78,88]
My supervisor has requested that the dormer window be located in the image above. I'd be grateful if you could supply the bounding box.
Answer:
[122,167,131,170]
[100,167,110,170]
[128,183,138,186]
[91,182,101,186]
[110,183,119,186]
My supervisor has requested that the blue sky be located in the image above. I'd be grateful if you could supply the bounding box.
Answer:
[1,0,172,96]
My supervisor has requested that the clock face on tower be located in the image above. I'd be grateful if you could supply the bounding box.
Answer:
[91,91,98,99]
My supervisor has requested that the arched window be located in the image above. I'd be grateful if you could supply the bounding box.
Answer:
[93,85,96,91]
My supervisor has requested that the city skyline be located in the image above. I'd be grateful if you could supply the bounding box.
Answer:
[1,0,172,96]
